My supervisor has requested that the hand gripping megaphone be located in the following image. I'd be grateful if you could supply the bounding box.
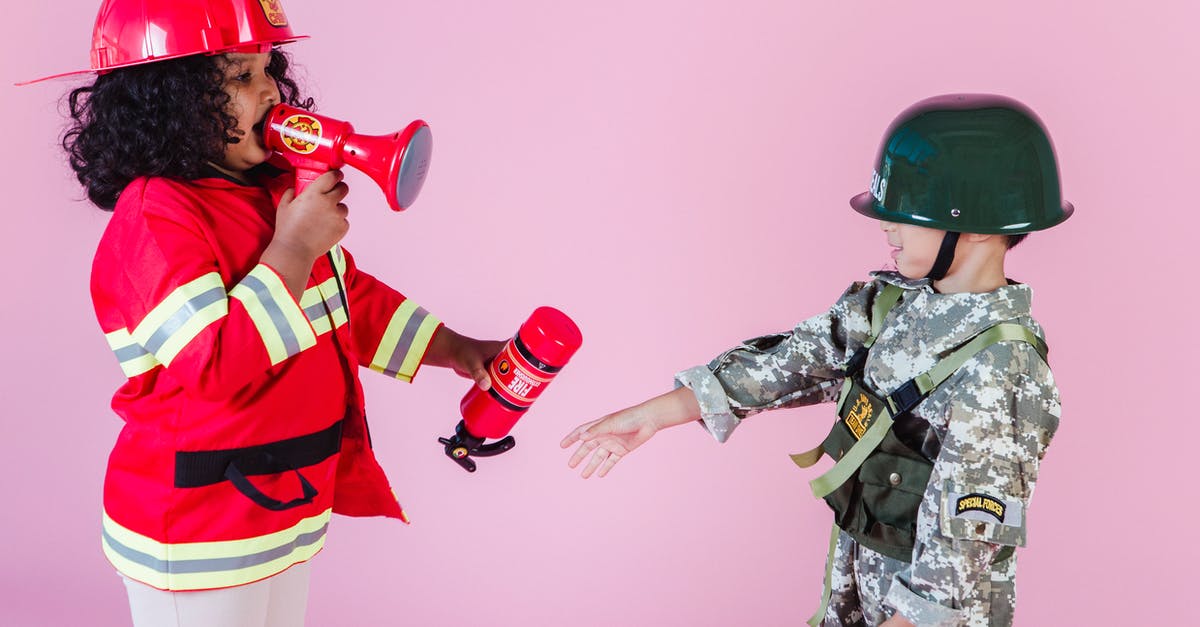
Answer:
[263,104,432,211]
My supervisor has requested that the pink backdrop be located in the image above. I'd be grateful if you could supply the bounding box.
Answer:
[2,1,1192,624]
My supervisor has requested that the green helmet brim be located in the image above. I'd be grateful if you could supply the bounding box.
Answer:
[850,191,1075,234]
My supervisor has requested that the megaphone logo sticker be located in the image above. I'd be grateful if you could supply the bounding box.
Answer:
[258,0,289,27]
[279,114,322,155]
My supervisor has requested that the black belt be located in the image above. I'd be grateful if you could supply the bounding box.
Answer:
[174,419,343,511]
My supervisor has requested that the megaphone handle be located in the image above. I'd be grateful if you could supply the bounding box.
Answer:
[291,159,329,197]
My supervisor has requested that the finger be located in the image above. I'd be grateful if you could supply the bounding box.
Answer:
[278,188,295,206]
[310,169,343,193]
[560,418,603,448]
[577,415,624,440]
[580,448,610,479]
[329,181,350,201]
[567,439,600,468]
[472,368,491,391]
[595,451,622,478]
[336,202,350,217]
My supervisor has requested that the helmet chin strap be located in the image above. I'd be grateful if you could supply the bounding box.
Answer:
[926,231,960,281]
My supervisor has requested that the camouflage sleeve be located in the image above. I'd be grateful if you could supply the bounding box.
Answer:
[884,341,1061,625]
[674,280,876,443]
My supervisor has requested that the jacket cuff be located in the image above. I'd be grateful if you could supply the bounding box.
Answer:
[367,299,442,383]
[884,572,964,627]
[674,365,740,443]
[230,263,319,366]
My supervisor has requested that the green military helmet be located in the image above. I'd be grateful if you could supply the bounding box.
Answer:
[850,94,1073,234]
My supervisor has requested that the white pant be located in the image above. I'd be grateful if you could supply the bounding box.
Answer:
[123,561,311,627]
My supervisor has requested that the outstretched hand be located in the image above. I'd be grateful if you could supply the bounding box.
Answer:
[560,387,703,478]
[560,408,660,478]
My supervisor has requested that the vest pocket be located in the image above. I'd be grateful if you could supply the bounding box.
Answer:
[853,449,932,560]
[858,450,930,528]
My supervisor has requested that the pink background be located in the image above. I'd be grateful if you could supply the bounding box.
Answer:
[2,1,1193,624]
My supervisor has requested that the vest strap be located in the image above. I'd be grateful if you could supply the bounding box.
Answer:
[809,403,895,498]
[806,524,842,627]
[790,445,825,469]
[869,284,904,341]
[809,324,1047,500]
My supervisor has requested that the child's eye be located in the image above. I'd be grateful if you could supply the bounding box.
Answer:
[237,72,253,83]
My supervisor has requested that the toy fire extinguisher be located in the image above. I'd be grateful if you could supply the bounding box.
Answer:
[438,306,582,472]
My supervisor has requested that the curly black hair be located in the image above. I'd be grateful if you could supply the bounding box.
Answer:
[62,49,313,210]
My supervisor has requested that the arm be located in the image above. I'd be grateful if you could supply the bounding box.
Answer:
[677,280,878,443]
[560,387,701,477]
[561,281,880,476]
[96,172,350,400]
[883,345,1061,625]
[336,246,503,388]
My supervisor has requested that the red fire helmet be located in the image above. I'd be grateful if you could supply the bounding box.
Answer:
[19,0,308,85]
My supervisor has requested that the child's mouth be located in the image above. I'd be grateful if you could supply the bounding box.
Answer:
[251,118,267,147]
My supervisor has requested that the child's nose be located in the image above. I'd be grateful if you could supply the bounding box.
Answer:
[879,221,896,232]
[263,82,281,106]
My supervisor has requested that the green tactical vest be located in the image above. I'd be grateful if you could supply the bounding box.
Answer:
[791,283,1049,563]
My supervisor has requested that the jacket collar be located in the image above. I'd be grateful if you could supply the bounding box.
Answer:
[870,270,1036,356]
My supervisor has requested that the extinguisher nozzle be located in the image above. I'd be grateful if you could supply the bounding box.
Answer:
[437,422,516,473]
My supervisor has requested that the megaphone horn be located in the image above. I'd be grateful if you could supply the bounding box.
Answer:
[264,104,432,212]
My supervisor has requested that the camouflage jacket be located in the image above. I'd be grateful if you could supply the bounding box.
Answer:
[675,271,1061,626]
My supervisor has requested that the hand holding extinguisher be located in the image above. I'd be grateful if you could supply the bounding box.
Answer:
[439,307,582,472]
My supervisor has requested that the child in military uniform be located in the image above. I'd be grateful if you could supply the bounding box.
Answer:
[560,94,1069,626]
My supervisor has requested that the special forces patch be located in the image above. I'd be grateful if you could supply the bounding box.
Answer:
[948,491,1023,527]
[956,493,1005,521]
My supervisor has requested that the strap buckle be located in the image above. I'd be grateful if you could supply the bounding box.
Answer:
[887,379,924,416]
[845,347,868,376]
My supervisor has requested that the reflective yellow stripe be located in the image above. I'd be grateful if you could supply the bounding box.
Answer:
[369,300,440,382]
[130,273,229,366]
[104,328,161,377]
[102,508,331,591]
[230,264,318,365]
[329,244,346,277]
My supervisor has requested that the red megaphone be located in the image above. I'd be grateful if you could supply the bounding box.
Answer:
[263,104,432,212]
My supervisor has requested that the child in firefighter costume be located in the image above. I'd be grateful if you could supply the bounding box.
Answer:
[36,1,504,624]
[562,94,1070,626]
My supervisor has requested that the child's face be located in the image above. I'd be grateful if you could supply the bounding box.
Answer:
[216,52,280,177]
[880,220,949,279]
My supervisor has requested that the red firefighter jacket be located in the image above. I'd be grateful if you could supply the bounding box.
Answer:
[92,165,442,591]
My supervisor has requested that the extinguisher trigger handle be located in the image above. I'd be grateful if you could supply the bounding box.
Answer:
[472,436,516,458]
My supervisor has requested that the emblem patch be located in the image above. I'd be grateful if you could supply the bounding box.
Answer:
[258,0,289,27]
[843,392,876,440]
[955,493,1006,523]
[279,114,322,155]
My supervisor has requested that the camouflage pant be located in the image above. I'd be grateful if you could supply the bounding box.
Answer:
[819,531,1018,627]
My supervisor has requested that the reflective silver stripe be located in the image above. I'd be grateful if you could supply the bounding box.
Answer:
[113,342,151,362]
[106,328,162,377]
[381,307,429,377]
[102,523,329,575]
[141,287,226,355]
[240,274,301,357]
[303,293,344,322]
